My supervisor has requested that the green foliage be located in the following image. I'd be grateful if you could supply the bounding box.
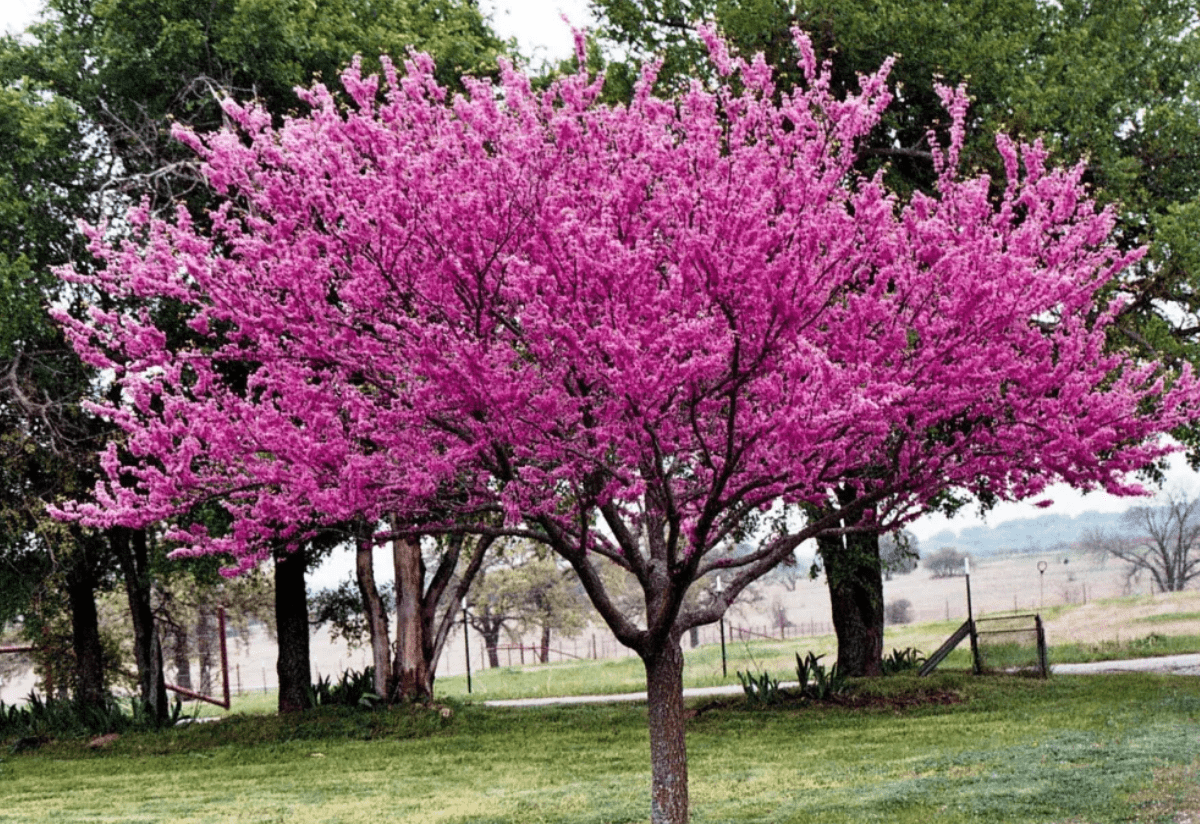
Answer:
[6,0,506,216]
[310,576,387,649]
[308,667,381,709]
[0,690,184,748]
[736,668,782,706]
[880,646,926,676]
[795,650,847,700]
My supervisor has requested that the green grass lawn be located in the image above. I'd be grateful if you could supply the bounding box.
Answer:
[2,673,1199,823]
[173,617,1199,715]
[158,606,1200,719]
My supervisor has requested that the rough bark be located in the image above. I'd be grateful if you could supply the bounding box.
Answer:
[274,547,312,713]
[471,605,503,668]
[539,624,551,664]
[392,534,432,701]
[65,538,105,708]
[818,529,884,678]
[484,629,502,668]
[643,639,689,824]
[354,534,392,698]
[196,607,214,695]
[115,527,168,724]
[170,624,192,690]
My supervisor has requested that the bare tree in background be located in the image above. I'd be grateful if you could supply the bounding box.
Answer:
[881,530,920,581]
[1083,492,1200,593]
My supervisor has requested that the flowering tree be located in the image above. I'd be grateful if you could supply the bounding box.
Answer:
[54,29,1197,824]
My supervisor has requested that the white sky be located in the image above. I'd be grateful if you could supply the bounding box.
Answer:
[3,0,1195,578]
[483,0,596,64]
[1,2,38,38]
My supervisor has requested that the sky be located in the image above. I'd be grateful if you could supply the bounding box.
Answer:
[483,0,596,64]
[3,0,1197,582]
[1,3,37,38]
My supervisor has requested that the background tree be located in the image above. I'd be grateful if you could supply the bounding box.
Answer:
[1082,492,1200,594]
[312,529,493,701]
[880,529,919,581]
[466,546,593,668]
[154,564,273,694]
[511,554,589,664]
[0,65,119,710]
[1,0,506,712]
[925,546,970,579]
[6,0,507,214]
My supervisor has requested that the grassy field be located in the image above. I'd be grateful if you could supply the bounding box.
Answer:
[165,601,1200,715]
[428,612,1200,702]
[2,673,1199,823]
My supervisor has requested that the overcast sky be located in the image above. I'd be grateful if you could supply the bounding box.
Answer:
[3,0,1195,579]
[1,2,37,38]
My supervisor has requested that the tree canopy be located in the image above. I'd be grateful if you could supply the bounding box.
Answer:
[50,31,1199,824]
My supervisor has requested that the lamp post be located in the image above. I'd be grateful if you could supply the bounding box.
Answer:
[462,597,472,695]
[1037,560,1048,609]
[715,575,727,679]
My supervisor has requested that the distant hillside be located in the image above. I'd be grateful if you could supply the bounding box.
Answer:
[925,510,1127,557]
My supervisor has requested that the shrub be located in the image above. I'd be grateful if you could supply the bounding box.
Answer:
[309,667,381,709]
[795,651,847,700]
[736,670,783,706]
[881,647,926,675]
[885,598,914,625]
[925,546,970,578]
[1,691,183,748]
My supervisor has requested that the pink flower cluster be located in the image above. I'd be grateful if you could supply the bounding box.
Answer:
[53,31,1196,588]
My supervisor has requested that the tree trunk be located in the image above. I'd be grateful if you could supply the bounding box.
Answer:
[65,539,105,708]
[818,530,884,678]
[643,639,689,824]
[540,624,551,663]
[115,527,168,724]
[354,534,393,698]
[477,616,502,668]
[392,535,432,701]
[274,547,312,713]
[171,624,192,690]
[197,607,214,695]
